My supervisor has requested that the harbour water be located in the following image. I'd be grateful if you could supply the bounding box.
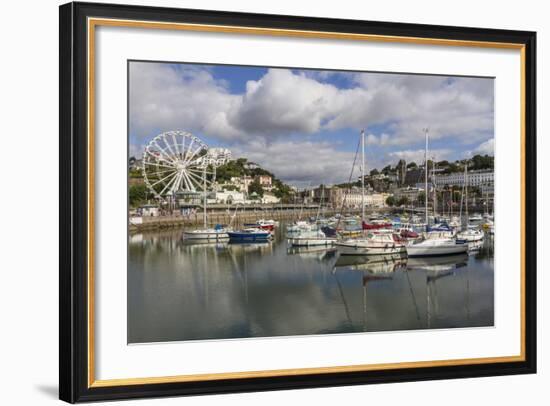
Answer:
[128,224,494,344]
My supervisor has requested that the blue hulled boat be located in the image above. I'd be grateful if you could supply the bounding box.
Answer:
[227,228,272,243]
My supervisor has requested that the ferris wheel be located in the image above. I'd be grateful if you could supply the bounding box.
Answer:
[142,130,215,200]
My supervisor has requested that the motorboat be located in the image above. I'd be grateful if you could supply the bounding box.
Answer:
[449,216,461,228]
[469,213,484,222]
[244,218,277,231]
[286,220,314,233]
[406,238,468,257]
[398,227,421,245]
[362,220,393,231]
[288,226,337,247]
[456,226,484,242]
[336,232,407,255]
[425,222,455,238]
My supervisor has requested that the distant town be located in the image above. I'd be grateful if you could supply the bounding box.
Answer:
[129,147,494,216]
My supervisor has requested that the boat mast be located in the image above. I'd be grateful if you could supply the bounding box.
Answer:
[450,187,453,218]
[361,129,365,225]
[316,184,324,221]
[459,161,465,227]
[423,128,429,227]
[485,186,489,217]
[465,160,469,221]
[203,164,207,228]
[432,156,436,219]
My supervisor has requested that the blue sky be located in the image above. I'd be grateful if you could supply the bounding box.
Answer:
[129,61,494,187]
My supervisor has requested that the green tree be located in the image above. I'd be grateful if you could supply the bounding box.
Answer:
[471,154,494,170]
[445,162,462,173]
[216,160,246,182]
[417,191,426,205]
[273,179,292,202]
[129,184,149,208]
[370,168,379,176]
[385,196,396,206]
[248,179,264,197]
[129,168,143,179]
[397,196,409,206]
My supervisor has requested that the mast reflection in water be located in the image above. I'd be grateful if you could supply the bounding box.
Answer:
[128,225,494,344]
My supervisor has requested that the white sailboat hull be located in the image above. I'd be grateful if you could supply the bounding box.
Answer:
[407,242,468,257]
[336,241,407,256]
[288,237,336,247]
[183,230,229,240]
[456,232,484,242]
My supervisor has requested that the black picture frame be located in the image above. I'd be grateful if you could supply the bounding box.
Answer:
[60,1,537,403]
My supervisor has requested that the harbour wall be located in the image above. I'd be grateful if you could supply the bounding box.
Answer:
[129,208,363,232]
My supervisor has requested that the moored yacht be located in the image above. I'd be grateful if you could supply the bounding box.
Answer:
[287,220,314,233]
[406,238,468,257]
[287,227,337,247]
[184,224,230,241]
[244,218,277,231]
[456,226,484,242]
[336,232,407,255]
[183,168,230,241]
[469,213,484,222]
[227,228,272,242]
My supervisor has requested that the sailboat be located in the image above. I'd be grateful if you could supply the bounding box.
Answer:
[227,228,272,242]
[288,185,337,247]
[184,166,230,241]
[226,204,272,243]
[456,161,484,243]
[336,130,406,256]
[457,225,484,242]
[406,129,467,257]
[337,232,407,255]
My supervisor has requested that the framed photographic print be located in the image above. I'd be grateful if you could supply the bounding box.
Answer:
[59,1,537,403]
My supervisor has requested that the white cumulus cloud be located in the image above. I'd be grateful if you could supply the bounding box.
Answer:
[472,138,495,156]
[388,149,452,165]
[129,62,494,185]
[130,63,494,146]
[232,140,357,186]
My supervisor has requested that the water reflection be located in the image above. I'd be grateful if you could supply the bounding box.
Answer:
[128,225,494,343]
[287,246,338,262]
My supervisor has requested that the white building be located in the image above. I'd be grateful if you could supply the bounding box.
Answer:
[202,148,232,166]
[433,169,493,188]
[213,190,245,204]
[260,193,281,204]
[340,187,364,208]
[433,169,494,194]
[364,193,391,208]
[229,176,254,194]
[394,187,422,202]
[138,204,159,217]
